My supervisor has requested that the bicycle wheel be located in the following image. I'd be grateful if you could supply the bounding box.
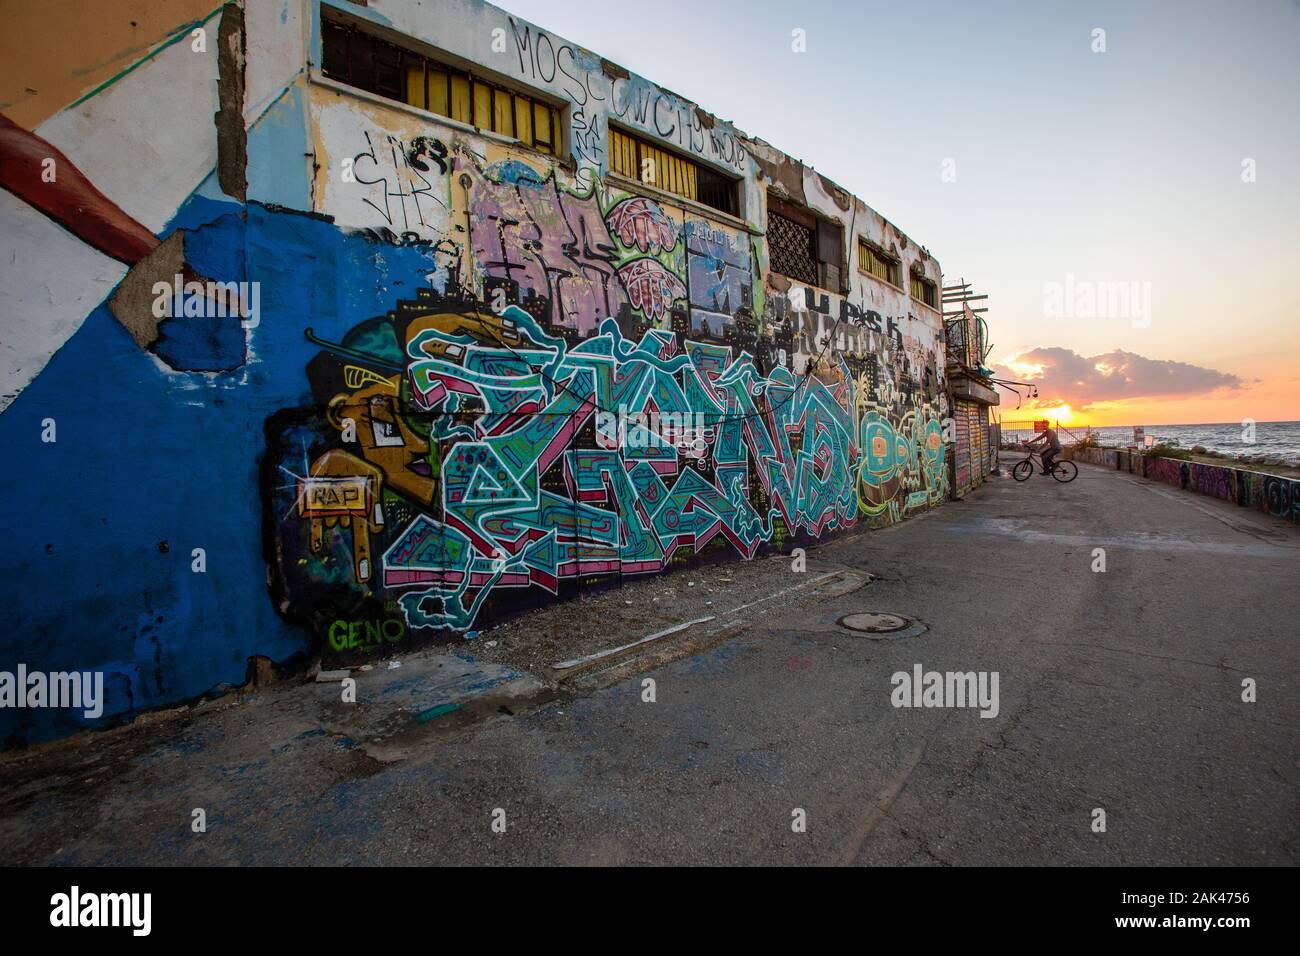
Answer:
[1012,459,1034,481]
[1051,460,1078,482]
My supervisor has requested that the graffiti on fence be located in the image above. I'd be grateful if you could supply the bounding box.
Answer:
[1255,473,1300,522]
[1131,454,1300,523]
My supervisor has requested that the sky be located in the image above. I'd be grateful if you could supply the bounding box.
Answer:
[496,0,1300,427]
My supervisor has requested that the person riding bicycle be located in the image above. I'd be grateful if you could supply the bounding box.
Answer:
[1025,424,1062,474]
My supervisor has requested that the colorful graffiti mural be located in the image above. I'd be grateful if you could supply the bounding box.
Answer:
[266,145,945,651]
[1071,448,1300,524]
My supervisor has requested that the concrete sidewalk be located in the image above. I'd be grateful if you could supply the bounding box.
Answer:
[2,457,1296,865]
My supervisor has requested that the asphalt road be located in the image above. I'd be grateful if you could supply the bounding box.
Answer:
[2,458,1296,865]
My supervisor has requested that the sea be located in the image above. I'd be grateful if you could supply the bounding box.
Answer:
[997,420,1300,466]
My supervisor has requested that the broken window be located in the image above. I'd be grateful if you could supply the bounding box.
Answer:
[859,240,901,288]
[910,270,938,308]
[608,127,738,216]
[816,219,845,293]
[322,17,563,156]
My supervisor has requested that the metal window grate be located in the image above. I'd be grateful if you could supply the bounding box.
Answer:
[768,211,818,285]
[945,317,970,366]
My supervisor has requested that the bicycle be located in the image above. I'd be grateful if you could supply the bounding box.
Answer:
[1012,444,1078,483]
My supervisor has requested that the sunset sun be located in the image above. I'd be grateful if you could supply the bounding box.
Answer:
[1037,403,1074,425]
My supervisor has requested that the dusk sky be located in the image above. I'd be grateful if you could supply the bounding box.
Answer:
[498,0,1300,426]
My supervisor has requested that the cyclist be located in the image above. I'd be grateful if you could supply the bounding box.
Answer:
[1024,424,1062,475]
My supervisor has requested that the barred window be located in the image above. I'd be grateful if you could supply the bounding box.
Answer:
[767,194,844,290]
[608,127,738,216]
[768,211,817,286]
[322,17,562,156]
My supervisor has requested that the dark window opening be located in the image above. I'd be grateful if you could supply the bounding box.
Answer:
[859,240,901,288]
[608,126,739,217]
[322,17,562,156]
[910,271,938,308]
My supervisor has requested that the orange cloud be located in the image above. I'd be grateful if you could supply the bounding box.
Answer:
[993,347,1241,412]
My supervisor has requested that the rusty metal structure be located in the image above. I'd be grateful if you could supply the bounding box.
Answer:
[943,281,1000,496]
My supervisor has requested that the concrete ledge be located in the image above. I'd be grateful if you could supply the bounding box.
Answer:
[949,374,1000,405]
[1065,447,1299,524]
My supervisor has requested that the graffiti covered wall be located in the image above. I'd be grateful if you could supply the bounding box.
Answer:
[1143,456,1300,523]
[1067,449,1300,523]
[0,0,947,743]
[265,76,947,652]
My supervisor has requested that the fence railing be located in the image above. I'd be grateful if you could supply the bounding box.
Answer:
[997,420,1099,446]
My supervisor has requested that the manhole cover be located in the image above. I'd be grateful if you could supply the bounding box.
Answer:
[835,612,926,640]
[838,612,909,633]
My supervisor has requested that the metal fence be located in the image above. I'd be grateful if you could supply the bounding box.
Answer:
[997,419,1098,447]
